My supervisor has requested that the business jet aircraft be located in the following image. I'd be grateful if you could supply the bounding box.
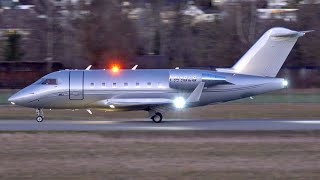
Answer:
[8,27,310,123]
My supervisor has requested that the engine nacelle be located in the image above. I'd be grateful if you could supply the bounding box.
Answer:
[169,70,201,90]
[169,70,229,90]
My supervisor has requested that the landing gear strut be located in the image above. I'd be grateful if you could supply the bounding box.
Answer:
[151,112,163,123]
[36,108,44,122]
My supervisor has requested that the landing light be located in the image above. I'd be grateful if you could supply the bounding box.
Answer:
[173,97,186,109]
[10,102,15,105]
[283,79,289,87]
[109,105,115,109]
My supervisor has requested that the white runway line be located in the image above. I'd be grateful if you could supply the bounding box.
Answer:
[286,121,320,124]
[1,119,320,131]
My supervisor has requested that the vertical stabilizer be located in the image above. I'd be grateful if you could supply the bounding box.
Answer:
[229,27,306,77]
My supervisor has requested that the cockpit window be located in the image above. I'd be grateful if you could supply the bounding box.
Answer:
[41,79,57,85]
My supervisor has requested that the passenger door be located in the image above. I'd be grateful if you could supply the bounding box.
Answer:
[69,71,84,100]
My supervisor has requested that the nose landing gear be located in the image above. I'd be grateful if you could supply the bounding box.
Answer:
[36,108,44,122]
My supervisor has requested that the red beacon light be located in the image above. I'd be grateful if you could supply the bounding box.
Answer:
[111,65,120,73]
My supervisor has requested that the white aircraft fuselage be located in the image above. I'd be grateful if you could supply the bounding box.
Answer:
[9,69,286,109]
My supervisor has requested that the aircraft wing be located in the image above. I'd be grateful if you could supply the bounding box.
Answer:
[93,82,206,115]
[109,98,173,106]
[95,98,173,107]
[149,82,206,115]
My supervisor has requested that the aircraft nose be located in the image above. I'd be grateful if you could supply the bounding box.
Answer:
[8,90,27,104]
[8,87,36,105]
[8,93,20,104]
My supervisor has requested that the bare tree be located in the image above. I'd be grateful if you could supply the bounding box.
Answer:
[78,0,138,68]
[297,4,320,67]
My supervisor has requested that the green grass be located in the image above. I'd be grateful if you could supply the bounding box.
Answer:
[0,89,17,105]
[0,93,11,104]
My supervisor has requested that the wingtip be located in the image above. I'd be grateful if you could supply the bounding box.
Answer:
[301,30,315,33]
[299,30,314,36]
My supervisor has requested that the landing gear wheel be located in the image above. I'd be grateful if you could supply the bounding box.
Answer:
[36,116,44,122]
[35,108,44,122]
[151,112,163,123]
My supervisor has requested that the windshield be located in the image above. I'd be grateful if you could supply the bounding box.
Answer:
[41,79,57,85]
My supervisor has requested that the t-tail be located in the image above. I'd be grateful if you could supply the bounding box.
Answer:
[217,27,312,77]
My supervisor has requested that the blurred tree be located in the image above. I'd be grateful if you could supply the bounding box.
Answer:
[194,0,213,9]
[163,1,198,67]
[286,0,303,8]
[31,0,319,70]
[135,46,146,56]
[3,30,24,61]
[296,4,320,67]
[153,30,161,55]
[78,0,138,68]
[134,0,164,56]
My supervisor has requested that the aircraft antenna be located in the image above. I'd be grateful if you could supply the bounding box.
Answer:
[85,65,92,70]
[132,65,138,70]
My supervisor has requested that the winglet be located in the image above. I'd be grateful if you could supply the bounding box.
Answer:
[85,65,92,70]
[187,82,205,103]
[132,65,138,70]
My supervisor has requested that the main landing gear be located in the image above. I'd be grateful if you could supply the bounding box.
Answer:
[151,112,163,123]
[36,108,44,122]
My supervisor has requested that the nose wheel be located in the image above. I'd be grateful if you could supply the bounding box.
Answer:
[151,112,163,123]
[36,116,44,122]
[36,108,44,122]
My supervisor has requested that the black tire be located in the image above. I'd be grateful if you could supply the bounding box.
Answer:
[36,116,44,122]
[151,113,163,123]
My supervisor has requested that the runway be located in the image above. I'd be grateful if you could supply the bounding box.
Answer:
[0,119,320,131]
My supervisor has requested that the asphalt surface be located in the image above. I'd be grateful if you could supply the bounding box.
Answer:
[0,119,320,131]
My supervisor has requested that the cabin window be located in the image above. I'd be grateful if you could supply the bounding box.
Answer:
[102,82,106,87]
[124,82,128,87]
[41,79,57,85]
[112,83,116,88]
[147,82,152,87]
[136,82,140,87]
[90,83,94,88]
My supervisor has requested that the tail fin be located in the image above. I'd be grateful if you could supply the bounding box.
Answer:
[218,27,308,77]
